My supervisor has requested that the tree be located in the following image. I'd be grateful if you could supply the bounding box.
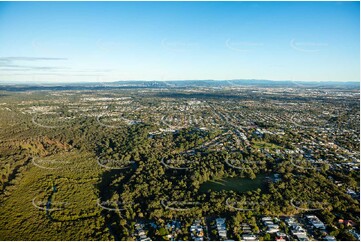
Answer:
[264,233,271,241]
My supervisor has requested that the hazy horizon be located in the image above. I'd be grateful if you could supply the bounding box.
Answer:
[0,78,360,86]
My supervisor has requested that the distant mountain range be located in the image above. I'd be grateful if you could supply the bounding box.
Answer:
[0,79,359,92]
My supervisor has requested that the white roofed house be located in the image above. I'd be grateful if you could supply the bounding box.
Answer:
[291,225,309,241]
[190,219,205,241]
[215,218,228,240]
[242,233,257,241]
[305,215,326,230]
[266,224,280,233]
[262,217,280,233]
[323,235,337,241]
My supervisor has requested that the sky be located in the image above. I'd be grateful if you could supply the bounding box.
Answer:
[0,1,359,83]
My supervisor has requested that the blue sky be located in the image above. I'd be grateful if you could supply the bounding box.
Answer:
[0,1,359,83]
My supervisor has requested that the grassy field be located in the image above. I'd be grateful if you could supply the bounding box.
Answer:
[199,174,269,193]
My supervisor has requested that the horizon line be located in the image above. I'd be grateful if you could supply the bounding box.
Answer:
[0,79,360,85]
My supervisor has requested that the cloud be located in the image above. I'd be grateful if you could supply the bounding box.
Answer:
[0,56,113,78]
[0,65,112,74]
[0,57,68,61]
[0,56,69,72]
[2,72,104,77]
[0,64,69,70]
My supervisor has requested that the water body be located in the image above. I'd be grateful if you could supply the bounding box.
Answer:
[199,173,270,193]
